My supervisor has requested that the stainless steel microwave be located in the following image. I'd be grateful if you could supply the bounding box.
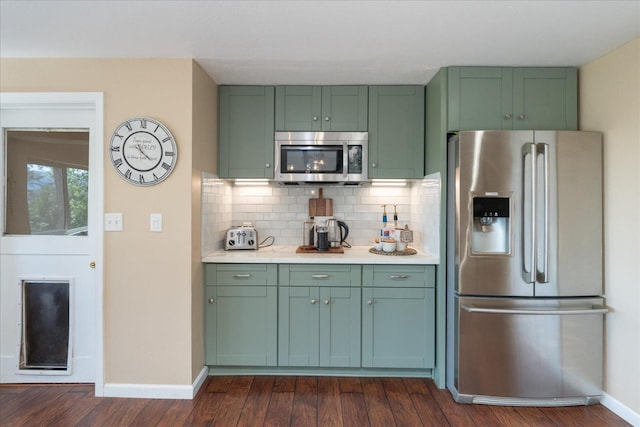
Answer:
[274,131,368,185]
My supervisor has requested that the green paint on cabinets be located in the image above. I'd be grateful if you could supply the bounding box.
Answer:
[205,264,277,366]
[218,86,275,178]
[278,264,361,368]
[447,67,577,131]
[275,86,368,131]
[368,86,425,179]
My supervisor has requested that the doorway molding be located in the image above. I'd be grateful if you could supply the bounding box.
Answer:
[0,92,105,396]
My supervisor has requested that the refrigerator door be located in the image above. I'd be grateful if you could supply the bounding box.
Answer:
[533,131,603,297]
[453,296,606,405]
[454,131,535,296]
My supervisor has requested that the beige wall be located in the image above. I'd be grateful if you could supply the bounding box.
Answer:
[0,58,217,386]
[579,38,640,414]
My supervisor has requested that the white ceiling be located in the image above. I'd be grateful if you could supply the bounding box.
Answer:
[1,1,639,85]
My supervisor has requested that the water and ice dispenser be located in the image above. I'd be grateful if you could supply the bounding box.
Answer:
[471,197,510,254]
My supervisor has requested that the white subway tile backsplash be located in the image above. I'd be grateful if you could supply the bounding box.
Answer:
[202,176,441,255]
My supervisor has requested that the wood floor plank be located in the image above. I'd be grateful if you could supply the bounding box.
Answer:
[0,377,630,427]
[264,391,294,427]
[210,376,254,426]
[291,376,318,427]
[409,392,450,427]
[361,378,396,427]
[318,377,344,427]
[127,399,175,426]
[273,375,297,392]
[382,378,423,427]
[338,377,363,393]
[426,378,476,427]
[0,385,71,426]
[237,376,275,427]
[341,392,370,427]
[182,391,225,426]
[205,375,234,392]
[155,399,201,427]
[39,387,102,426]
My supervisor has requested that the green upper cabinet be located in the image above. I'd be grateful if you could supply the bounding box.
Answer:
[275,86,368,131]
[511,67,577,130]
[447,67,577,131]
[368,86,425,179]
[218,86,275,178]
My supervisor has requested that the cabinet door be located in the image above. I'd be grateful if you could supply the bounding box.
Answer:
[368,86,425,178]
[278,286,320,367]
[319,287,361,367]
[207,285,277,366]
[512,68,577,130]
[321,86,368,131]
[275,86,322,131]
[448,67,513,131]
[218,86,275,178]
[362,287,435,369]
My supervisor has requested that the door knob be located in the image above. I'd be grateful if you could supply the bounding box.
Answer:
[89,261,96,269]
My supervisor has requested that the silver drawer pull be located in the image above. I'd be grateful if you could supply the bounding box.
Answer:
[310,299,317,305]
[324,299,330,305]
[233,274,252,279]
[208,298,215,304]
[367,300,374,305]
[311,274,330,279]
[389,275,409,280]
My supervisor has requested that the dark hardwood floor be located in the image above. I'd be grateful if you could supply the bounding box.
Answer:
[0,376,630,426]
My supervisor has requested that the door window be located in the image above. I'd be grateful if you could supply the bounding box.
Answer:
[4,130,89,236]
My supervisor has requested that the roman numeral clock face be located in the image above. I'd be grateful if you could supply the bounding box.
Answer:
[109,117,178,186]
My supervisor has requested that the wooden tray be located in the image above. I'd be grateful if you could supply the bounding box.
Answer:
[369,247,417,256]
[296,245,344,254]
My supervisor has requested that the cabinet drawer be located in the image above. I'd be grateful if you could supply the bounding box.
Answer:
[205,264,277,286]
[279,264,361,287]
[363,265,435,288]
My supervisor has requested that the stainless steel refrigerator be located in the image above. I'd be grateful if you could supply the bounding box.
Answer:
[446,130,608,406]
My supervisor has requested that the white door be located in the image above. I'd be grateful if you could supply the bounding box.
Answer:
[0,93,103,389]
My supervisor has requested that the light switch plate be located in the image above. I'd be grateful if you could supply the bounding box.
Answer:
[150,213,162,232]
[105,213,123,231]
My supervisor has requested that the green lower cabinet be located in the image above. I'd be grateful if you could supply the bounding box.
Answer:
[362,286,435,369]
[279,286,361,368]
[204,264,278,367]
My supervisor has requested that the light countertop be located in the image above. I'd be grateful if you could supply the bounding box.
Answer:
[202,245,439,265]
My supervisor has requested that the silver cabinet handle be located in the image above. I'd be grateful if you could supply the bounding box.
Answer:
[389,275,409,280]
[504,113,512,119]
[324,116,330,121]
[310,299,317,304]
[324,299,330,305]
[372,163,377,168]
[208,298,215,304]
[312,116,319,121]
[233,274,252,279]
[461,304,609,315]
[265,163,271,168]
[311,274,329,279]
[518,114,526,120]
[367,300,373,305]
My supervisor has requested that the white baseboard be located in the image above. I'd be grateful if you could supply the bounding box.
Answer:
[103,366,208,400]
[601,392,640,427]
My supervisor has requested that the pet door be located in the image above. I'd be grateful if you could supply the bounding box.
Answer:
[17,279,73,375]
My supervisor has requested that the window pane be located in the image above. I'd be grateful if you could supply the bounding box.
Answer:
[5,130,89,236]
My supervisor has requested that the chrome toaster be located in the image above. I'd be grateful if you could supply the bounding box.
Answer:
[225,226,258,250]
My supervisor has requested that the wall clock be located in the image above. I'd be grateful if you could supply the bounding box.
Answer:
[109,117,178,186]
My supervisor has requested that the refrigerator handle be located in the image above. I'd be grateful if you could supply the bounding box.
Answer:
[522,142,536,283]
[461,304,609,316]
[537,143,550,283]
